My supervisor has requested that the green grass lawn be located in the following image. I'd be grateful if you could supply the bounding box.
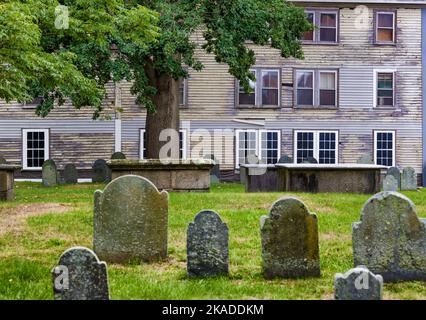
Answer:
[0,182,425,300]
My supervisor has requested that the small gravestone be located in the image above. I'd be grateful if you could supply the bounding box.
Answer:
[278,155,293,164]
[357,154,373,164]
[303,157,318,164]
[42,159,58,187]
[52,247,109,300]
[383,175,398,192]
[111,152,126,160]
[94,175,169,263]
[260,197,320,279]
[240,154,259,184]
[64,164,78,184]
[0,157,7,164]
[353,192,426,282]
[387,167,400,189]
[334,266,383,300]
[401,167,417,191]
[92,159,111,183]
[187,210,229,277]
[204,155,220,184]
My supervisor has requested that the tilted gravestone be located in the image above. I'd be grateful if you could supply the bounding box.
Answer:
[92,159,111,183]
[401,167,417,191]
[204,155,220,184]
[0,157,7,164]
[383,175,398,192]
[334,266,383,300]
[187,210,229,277]
[111,152,126,160]
[353,192,426,282]
[52,247,109,300]
[357,154,373,165]
[42,159,59,187]
[94,175,169,263]
[278,155,293,164]
[260,197,320,279]
[64,164,78,184]
[386,167,401,189]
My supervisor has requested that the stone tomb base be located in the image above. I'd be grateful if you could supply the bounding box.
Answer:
[108,159,214,192]
[0,165,21,201]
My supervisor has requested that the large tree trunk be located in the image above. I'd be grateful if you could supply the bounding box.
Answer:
[145,62,180,160]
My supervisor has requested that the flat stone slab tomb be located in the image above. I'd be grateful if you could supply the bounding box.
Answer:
[0,165,21,201]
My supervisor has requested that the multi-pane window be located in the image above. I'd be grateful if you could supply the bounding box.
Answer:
[376,72,394,107]
[140,129,187,159]
[374,131,395,167]
[302,10,339,44]
[295,130,338,164]
[295,69,338,107]
[237,69,280,107]
[235,130,281,168]
[22,129,49,170]
[375,11,396,44]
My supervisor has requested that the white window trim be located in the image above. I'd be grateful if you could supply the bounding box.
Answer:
[260,69,281,107]
[303,11,316,42]
[375,11,396,44]
[293,130,339,164]
[295,69,315,107]
[373,69,396,108]
[238,69,257,106]
[374,130,396,167]
[235,129,281,169]
[319,70,338,107]
[22,129,49,171]
[140,129,188,160]
[179,78,188,106]
[319,11,339,43]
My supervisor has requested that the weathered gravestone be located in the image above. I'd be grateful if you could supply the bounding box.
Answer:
[278,155,293,164]
[111,152,126,160]
[240,154,260,184]
[94,175,169,263]
[260,197,320,279]
[0,157,7,164]
[387,167,401,189]
[303,157,318,164]
[92,159,111,183]
[357,154,373,164]
[383,175,398,192]
[353,192,426,282]
[401,167,417,191]
[334,266,383,300]
[187,210,229,277]
[64,164,78,184]
[204,155,220,184]
[42,159,58,187]
[52,247,109,300]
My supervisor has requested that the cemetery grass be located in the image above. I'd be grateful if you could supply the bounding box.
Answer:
[1,182,426,300]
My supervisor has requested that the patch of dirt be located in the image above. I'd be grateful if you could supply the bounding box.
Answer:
[0,203,73,237]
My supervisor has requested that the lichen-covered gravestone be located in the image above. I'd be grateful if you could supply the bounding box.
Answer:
[278,155,293,164]
[94,175,169,263]
[204,155,220,184]
[64,164,78,184]
[92,159,111,183]
[334,266,383,300]
[187,210,229,277]
[386,167,401,189]
[357,154,373,164]
[52,247,109,300]
[353,192,426,282]
[383,175,398,192]
[42,159,58,187]
[401,167,417,191]
[111,152,126,160]
[260,197,320,279]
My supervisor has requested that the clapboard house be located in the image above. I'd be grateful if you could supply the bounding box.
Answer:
[1,0,426,184]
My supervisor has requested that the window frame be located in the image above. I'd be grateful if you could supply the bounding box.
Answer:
[373,69,396,108]
[293,130,339,164]
[301,9,340,45]
[302,11,316,43]
[235,129,281,169]
[22,128,50,171]
[374,10,397,45]
[179,78,188,107]
[236,68,281,108]
[374,130,396,167]
[140,129,188,160]
[319,70,338,107]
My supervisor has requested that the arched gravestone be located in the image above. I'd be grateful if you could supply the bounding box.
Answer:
[94,175,169,263]
[386,167,401,189]
[278,155,293,164]
[0,157,7,164]
[111,152,126,160]
[92,159,111,183]
[52,247,109,300]
[64,164,78,184]
[383,175,398,192]
[42,159,58,187]
[303,157,318,164]
[260,197,320,279]
[357,154,373,165]
[187,210,229,277]
[204,154,220,183]
[353,192,426,282]
[401,167,417,191]
[334,266,383,300]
